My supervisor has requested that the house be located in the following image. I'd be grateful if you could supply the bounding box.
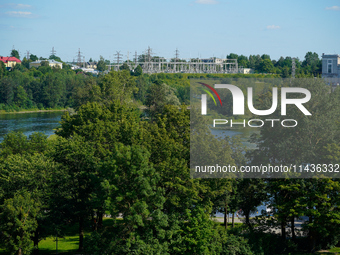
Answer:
[0,56,21,70]
[85,62,98,69]
[29,59,63,69]
[321,54,340,86]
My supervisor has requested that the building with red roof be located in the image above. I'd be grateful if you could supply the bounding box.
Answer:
[0,56,21,70]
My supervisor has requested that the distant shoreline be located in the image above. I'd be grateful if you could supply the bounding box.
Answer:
[0,109,66,115]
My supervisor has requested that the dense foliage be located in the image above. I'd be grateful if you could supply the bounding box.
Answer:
[0,53,339,255]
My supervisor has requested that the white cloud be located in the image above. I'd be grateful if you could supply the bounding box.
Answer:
[1,3,32,9]
[6,11,33,18]
[13,4,32,9]
[195,0,219,5]
[266,25,280,30]
[325,6,340,11]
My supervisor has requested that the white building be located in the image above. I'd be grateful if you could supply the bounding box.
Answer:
[321,54,340,86]
[29,59,63,69]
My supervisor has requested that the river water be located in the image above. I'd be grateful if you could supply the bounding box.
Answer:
[0,111,64,142]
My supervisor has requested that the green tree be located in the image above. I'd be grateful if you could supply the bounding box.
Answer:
[10,49,20,60]
[14,86,28,108]
[261,54,271,60]
[145,82,180,117]
[227,53,238,59]
[0,61,6,78]
[50,135,101,251]
[119,62,130,71]
[302,52,321,76]
[29,54,38,61]
[49,55,62,62]
[21,57,30,69]
[97,56,107,71]
[258,59,274,73]
[238,55,249,68]
[132,65,143,76]
[0,77,14,105]
[97,70,137,104]
[0,191,39,255]
[40,61,49,67]
[248,54,262,70]
[133,75,149,104]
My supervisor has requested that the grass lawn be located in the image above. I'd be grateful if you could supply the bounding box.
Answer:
[0,218,338,254]
[0,219,116,255]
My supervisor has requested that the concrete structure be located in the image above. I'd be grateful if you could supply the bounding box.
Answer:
[321,54,340,86]
[29,59,63,69]
[0,56,21,70]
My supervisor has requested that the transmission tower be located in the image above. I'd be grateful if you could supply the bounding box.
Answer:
[51,47,56,57]
[175,48,180,61]
[76,48,83,67]
[174,48,180,72]
[114,51,123,70]
[292,57,296,78]
[144,46,153,63]
[134,51,138,65]
[144,47,153,72]
[26,50,30,60]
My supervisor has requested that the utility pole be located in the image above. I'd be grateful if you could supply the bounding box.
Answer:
[292,57,296,78]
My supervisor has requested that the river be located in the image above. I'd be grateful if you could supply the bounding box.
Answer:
[0,111,64,142]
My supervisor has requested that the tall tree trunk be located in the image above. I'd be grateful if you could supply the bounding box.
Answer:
[245,210,252,230]
[291,216,296,241]
[308,215,316,252]
[232,213,235,228]
[97,211,103,229]
[281,220,286,240]
[224,207,227,229]
[79,216,84,251]
[33,228,40,255]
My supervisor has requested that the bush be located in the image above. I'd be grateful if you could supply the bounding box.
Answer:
[222,234,253,255]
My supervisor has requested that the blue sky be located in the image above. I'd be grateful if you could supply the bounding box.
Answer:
[0,0,339,62]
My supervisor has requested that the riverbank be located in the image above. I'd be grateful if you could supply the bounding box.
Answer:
[0,109,67,115]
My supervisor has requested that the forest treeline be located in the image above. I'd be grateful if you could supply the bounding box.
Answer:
[0,51,322,112]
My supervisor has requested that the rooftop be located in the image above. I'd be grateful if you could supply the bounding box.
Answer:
[0,56,22,63]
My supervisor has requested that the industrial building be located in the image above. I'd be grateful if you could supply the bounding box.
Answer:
[322,54,340,86]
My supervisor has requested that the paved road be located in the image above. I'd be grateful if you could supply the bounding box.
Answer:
[212,216,308,236]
